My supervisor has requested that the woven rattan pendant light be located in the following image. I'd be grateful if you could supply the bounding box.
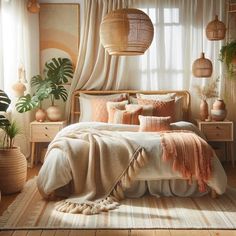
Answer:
[100,8,154,56]
[27,0,40,13]
[192,13,213,78]
[206,15,226,40]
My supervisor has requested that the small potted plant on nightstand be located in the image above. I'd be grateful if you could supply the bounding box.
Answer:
[15,57,73,121]
[219,40,236,79]
[0,89,27,194]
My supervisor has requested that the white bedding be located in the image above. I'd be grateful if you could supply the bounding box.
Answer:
[37,121,227,199]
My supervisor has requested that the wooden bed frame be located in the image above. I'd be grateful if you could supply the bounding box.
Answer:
[71,90,191,123]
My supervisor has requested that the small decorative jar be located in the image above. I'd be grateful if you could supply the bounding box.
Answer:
[213,98,226,110]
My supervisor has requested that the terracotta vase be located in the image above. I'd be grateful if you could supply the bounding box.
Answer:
[46,105,62,121]
[0,147,27,194]
[213,98,226,110]
[35,108,47,122]
[200,99,209,121]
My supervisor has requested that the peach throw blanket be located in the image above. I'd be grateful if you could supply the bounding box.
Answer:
[160,130,214,192]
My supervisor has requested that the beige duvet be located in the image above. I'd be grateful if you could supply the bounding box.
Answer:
[37,122,227,214]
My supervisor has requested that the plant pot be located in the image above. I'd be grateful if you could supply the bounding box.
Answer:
[46,105,62,121]
[199,100,209,121]
[0,147,27,194]
[35,108,47,122]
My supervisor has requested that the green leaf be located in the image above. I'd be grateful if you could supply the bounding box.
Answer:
[15,94,39,113]
[0,90,11,112]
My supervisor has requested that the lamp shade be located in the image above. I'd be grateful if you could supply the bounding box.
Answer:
[100,8,154,56]
[206,15,226,41]
[192,52,213,78]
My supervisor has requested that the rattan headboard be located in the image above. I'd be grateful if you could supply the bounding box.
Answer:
[70,90,191,124]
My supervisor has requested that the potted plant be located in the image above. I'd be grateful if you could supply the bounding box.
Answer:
[0,89,27,194]
[219,40,236,79]
[16,57,73,121]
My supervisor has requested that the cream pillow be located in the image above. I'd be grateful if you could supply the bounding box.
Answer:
[79,93,127,122]
[139,115,171,132]
[108,107,143,125]
[107,100,129,123]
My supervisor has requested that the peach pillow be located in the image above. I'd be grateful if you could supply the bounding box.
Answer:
[90,96,127,122]
[139,115,171,132]
[108,107,143,125]
[137,98,175,121]
[107,100,128,123]
[126,104,154,117]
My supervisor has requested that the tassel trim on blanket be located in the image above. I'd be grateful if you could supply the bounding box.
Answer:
[55,148,148,215]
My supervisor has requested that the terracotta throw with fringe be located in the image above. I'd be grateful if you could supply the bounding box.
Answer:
[37,129,148,215]
[160,130,214,192]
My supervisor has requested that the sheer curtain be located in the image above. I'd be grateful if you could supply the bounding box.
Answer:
[0,0,40,156]
[127,0,225,117]
[66,0,225,119]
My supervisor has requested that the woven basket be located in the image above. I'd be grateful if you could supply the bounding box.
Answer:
[206,15,226,41]
[0,147,27,194]
[192,52,213,77]
[100,8,154,55]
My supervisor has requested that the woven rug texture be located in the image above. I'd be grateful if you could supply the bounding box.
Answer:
[0,177,236,230]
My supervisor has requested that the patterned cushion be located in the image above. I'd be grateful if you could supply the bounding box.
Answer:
[139,115,171,132]
[108,107,143,125]
[79,93,127,122]
[136,93,176,100]
[137,98,175,121]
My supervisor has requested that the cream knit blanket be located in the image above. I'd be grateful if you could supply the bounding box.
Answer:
[37,129,148,215]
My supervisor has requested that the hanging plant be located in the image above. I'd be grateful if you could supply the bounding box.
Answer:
[219,40,236,79]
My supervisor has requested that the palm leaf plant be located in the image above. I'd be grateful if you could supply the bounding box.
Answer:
[16,57,73,113]
[0,90,21,148]
[219,40,236,79]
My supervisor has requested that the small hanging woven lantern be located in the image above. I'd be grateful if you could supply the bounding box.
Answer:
[192,52,213,78]
[100,8,154,56]
[205,15,226,41]
[12,82,26,98]
[27,0,40,14]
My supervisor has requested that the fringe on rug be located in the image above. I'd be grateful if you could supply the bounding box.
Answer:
[55,148,148,215]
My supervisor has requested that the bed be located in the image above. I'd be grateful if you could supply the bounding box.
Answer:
[37,90,227,215]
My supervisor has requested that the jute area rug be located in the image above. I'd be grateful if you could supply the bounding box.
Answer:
[0,177,236,230]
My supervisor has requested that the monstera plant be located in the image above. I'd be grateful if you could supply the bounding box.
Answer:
[16,57,73,121]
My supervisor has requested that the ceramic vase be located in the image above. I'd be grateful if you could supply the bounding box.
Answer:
[35,108,47,122]
[213,98,226,110]
[46,105,62,121]
[200,99,209,121]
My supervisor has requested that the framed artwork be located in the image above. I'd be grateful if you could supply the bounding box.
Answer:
[39,3,80,71]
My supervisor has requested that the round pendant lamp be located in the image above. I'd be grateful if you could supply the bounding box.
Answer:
[192,52,213,78]
[27,0,40,14]
[206,15,226,40]
[100,8,154,56]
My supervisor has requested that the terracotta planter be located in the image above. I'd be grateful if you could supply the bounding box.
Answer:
[46,105,62,121]
[199,100,209,121]
[0,147,27,194]
[35,108,47,122]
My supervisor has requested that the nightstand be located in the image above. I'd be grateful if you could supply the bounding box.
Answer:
[196,119,234,166]
[30,120,66,167]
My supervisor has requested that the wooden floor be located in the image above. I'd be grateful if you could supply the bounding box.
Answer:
[0,162,236,236]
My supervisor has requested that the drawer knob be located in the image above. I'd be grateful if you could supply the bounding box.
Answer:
[45,127,48,130]
[216,126,220,129]
[44,134,48,137]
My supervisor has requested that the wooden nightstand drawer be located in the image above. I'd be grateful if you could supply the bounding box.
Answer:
[30,121,66,142]
[200,123,233,141]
